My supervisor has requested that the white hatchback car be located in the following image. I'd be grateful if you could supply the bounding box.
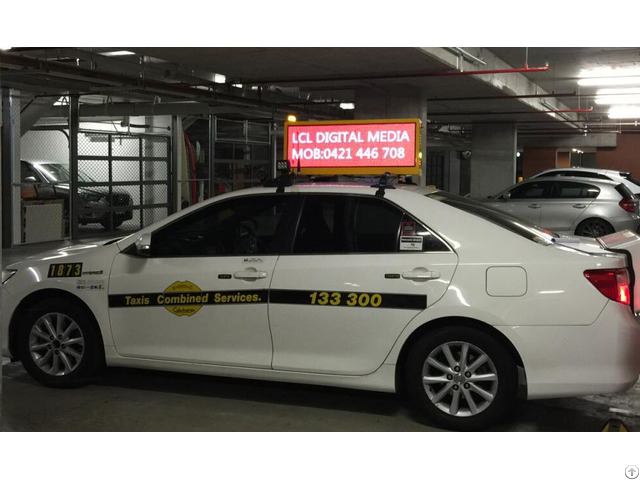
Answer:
[2,181,640,430]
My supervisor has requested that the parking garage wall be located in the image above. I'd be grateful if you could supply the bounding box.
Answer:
[522,148,556,179]
[596,134,640,177]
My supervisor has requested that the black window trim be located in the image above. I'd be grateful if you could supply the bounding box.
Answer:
[124,191,455,258]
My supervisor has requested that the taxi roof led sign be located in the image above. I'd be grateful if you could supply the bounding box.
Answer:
[284,118,421,175]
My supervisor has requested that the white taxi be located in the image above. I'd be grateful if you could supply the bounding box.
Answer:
[2,179,640,430]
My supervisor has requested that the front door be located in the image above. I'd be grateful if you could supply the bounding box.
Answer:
[108,193,297,367]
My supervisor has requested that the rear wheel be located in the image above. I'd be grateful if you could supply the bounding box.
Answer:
[404,326,518,430]
[18,299,102,387]
[574,218,614,237]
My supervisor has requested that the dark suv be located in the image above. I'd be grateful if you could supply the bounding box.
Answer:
[21,159,133,229]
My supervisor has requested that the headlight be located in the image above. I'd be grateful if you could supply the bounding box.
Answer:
[2,269,17,284]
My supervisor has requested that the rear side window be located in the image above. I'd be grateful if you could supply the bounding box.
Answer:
[551,181,600,199]
[292,195,449,254]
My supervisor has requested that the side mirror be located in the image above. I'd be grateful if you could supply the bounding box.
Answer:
[502,192,511,201]
[135,233,152,256]
[24,176,38,183]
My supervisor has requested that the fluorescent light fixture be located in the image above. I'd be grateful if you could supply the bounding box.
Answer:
[339,102,355,110]
[232,83,243,88]
[608,106,640,119]
[595,87,640,105]
[578,67,640,86]
[213,73,226,84]
[579,76,640,86]
[101,50,135,57]
[579,67,640,78]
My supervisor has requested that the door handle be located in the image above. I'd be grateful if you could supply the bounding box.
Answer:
[572,204,587,209]
[234,270,268,280]
[528,204,541,209]
[402,270,441,281]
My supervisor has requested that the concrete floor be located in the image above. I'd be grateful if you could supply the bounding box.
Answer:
[2,239,640,431]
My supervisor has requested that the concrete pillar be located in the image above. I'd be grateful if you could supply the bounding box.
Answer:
[1,89,21,247]
[446,149,461,194]
[355,87,428,185]
[470,124,517,199]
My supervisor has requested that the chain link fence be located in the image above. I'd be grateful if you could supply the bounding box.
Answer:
[19,126,171,243]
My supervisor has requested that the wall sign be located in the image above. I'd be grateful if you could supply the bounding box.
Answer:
[284,118,421,175]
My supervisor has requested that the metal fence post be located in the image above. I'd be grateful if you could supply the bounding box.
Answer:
[69,95,79,240]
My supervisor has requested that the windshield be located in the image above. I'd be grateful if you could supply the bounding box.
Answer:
[621,172,640,188]
[33,163,95,184]
[426,190,559,245]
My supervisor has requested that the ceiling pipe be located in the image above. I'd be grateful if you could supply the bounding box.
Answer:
[427,92,577,102]
[0,52,343,119]
[246,64,550,85]
[428,107,593,116]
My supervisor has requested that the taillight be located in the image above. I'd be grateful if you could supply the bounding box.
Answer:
[584,268,630,306]
[619,198,636,213]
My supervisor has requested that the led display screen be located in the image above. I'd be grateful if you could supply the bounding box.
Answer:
[284,119,421,175]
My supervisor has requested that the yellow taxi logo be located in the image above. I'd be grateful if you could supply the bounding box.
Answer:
[159,281,209,317]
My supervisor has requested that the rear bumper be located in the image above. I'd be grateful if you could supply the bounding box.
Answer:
[498,300,640,399]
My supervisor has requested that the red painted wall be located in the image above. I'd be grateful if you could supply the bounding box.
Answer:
[522,148,557,179]
[596,134,640,177]
[556,151,570,168]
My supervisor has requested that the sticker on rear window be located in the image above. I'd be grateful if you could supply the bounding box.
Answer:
[400,236,423,251]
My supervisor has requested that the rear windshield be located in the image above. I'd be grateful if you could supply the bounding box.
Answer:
[620,172,640,188]
[426,191,558,245]
[615,183,635,199]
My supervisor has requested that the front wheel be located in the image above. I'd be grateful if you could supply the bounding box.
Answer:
[18,299,102,387]
[404,326,518,430]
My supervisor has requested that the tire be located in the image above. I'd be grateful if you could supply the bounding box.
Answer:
[574,218,614,237]
[18,299,102,388]
[100,217,124,230]
[404,326,518,431]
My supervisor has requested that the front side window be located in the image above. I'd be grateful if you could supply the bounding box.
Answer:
[151,195,296,257]
[508,182,550,199]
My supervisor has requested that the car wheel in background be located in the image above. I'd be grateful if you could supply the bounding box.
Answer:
[574,218,614,237]
[18,299,102,387]
[404,326,518,431]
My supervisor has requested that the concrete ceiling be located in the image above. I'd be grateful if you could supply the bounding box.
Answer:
[2,46,640,143]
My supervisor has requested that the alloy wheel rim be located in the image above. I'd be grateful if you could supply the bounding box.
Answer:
[581,221,606,237]
[422,341,499,417]
[29,312,85,376]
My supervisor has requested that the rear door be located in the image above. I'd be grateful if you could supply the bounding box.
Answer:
[268,193,458,375]
[541,181,599,234]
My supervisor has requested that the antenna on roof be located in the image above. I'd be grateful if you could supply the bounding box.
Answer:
[264,160,294,193]
[371,172,397,198]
